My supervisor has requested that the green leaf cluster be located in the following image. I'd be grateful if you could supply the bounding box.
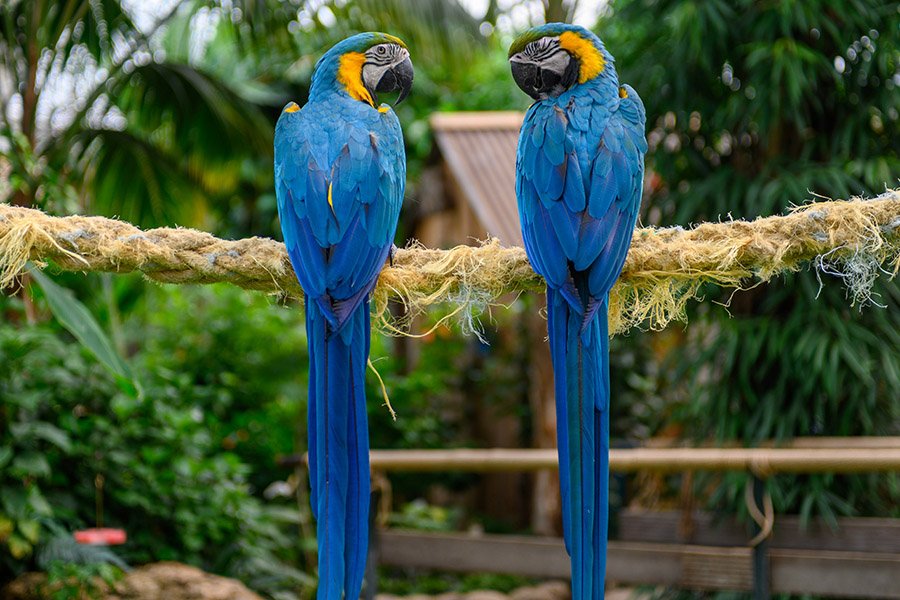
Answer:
[602,0,900,521]
[0,282,311,597]
[0,0,272,227]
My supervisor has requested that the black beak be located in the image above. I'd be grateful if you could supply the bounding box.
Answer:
[376,56,414,105]
[510,59,542,100]
[510,54,578,101]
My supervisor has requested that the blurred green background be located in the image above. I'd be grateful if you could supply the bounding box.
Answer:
[1,0,898,598]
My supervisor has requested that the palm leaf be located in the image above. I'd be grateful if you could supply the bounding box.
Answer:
[47,59,272,226]
[75,128,220,226]
[326,0,485,68]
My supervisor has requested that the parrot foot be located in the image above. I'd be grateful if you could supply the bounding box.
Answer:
[389,244,398,267]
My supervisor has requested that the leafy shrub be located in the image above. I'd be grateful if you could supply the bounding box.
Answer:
[0,284,311,597]
[604,0,900,522]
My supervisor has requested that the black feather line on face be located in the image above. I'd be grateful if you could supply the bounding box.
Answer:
[366,44,401,65]
[526,38,562,61]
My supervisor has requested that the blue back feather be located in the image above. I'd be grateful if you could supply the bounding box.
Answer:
[275,34,406,600]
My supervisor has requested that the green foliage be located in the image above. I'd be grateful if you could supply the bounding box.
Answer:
[606,0,899,221]
[602,0,900,522]
[29,267,140,396]
[0,283,311,597]
[133,284,307,493]
[366,329,469,452]
[0,0,272,227]
[388,499,462,532]
[378,567,534,596]
[44,561,124,600]
[365,313,532,512]
[1,267,534,590]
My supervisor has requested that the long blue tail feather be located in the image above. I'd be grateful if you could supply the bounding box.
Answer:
[307,304,319,521]
[548,289,610,599]
[343,305,371,597]
[307,299,371,600]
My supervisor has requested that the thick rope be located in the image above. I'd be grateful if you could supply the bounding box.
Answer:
[1,190,898,334]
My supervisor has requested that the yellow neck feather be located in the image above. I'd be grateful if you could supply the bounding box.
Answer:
[337,52,374,106]
[558,31,605,84]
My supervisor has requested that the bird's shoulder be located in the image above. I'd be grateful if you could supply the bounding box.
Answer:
[275,99,403,177]
[608,84,647,156]
[517,91,614,165]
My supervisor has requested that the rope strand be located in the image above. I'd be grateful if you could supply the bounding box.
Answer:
[1,190,898,334]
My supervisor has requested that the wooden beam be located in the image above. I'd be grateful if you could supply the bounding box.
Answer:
[350,447,900,474]
[430,111,524,131]
[278,438,900,470]
[377,530,900,598]
[378,530,570,579]
[771,549,900,598]
[619,510,900,554]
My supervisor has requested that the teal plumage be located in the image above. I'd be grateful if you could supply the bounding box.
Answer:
[275,32,410,600]
[511,24,647,599]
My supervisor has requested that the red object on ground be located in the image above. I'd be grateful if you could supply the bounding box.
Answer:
[74,528,127,545]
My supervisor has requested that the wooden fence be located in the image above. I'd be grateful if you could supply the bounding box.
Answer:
[279,438,900,599]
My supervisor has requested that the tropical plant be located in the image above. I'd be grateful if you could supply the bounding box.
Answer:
[0,286,312,597]
[0,0,271,227]
[602,0,900,521]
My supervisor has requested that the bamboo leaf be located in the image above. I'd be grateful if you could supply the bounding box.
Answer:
[12,452,50,478]
[28,267,140,395]
[9,422,72,453]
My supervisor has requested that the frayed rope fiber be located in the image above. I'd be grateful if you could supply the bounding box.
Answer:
[1,190,898,335]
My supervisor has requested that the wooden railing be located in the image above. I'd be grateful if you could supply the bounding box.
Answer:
[283,437,900,599]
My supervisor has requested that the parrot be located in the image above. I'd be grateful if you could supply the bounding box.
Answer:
[508,24,647,599]
[274,33,413,600]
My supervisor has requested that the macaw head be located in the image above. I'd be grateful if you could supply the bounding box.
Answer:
[312,32,414,107]
[508,23,614,100]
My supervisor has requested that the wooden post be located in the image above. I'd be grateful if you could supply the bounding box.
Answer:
[752,476,771,600]
[527,298,561,535]
[363,491,380,600]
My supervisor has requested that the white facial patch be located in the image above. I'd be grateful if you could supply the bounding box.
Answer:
[541,48,572,79]
[361,44,408,92]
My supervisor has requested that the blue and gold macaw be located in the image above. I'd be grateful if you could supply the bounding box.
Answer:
[274,33,412,600]
[509,24,646,599]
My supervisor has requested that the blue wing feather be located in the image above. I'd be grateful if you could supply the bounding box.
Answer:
[276,102,404,330]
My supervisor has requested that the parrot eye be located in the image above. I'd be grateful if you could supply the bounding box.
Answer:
[376,45,387,55]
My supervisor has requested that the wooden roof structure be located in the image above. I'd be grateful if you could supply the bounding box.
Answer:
[430,111,525,247]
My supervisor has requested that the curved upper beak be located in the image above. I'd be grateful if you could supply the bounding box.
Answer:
[509,53,542,101]
[376,55,414,105]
